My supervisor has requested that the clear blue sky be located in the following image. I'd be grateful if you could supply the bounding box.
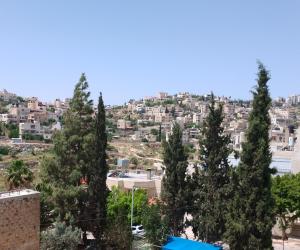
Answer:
[1,1,299,104]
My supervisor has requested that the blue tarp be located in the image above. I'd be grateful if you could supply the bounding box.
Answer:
[163,237,222,250]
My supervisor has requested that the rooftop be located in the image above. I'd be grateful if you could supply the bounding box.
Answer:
[0,189,39,200]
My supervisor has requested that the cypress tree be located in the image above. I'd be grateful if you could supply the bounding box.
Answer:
[190,93,232,243]
[225,63,275,249]
[158,124,162,142]
[161,123,189,236]
[86,93,109,248]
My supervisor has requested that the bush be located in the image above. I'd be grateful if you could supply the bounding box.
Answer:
[130,157,138,166]
[40,222,82,250]
[0,146,9,155]
[22,133,44,141]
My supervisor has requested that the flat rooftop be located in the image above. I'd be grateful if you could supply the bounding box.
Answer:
[108,172,161,182]
[0,189,39,200]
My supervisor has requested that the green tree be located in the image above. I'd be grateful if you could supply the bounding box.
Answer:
[272,173,300,240]
[151,128,159,135]
[85,93,109,248]
[190,93,232,243]
[130,156,139,166]
[225,63,275,249]
[161,123,189,236]
[142,202,168,247]
[5,160,33,190]
[6,124,19,138]
[41,73,94,239]
[105,208,132,250]
[107,186,148,225]
[106,187,147,249]
[0,146,10,155]
[35,182,55,230]
[157,124,162,142]
[40,222,82,250]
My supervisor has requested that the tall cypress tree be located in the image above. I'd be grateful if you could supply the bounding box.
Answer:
[41,73,94,240]
[86,93,109,248]
[225,63,275,249]
[190,93,232,243]
[161,123,189,236]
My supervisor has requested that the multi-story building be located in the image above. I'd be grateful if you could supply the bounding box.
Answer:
[9,104,30,123]
[19,120,42,137]
[192,113,203,125]
[287,94,300,106]
[27,97,46,112]
[0,114,18,124]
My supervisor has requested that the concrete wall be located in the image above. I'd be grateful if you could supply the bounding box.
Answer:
[0,190,40,250]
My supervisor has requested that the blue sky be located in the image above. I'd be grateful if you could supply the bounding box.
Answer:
[0,1,299,104]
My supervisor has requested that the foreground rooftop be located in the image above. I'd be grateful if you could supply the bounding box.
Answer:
[0,189,39,200]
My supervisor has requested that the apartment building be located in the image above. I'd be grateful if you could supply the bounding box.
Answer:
[19,120,42,137]
[9,104,30,123]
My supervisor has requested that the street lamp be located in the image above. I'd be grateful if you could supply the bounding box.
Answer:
[130,186,138,228]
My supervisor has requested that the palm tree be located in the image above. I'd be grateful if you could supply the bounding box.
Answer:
[5,160,33,190]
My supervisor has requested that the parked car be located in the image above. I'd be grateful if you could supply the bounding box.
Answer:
[131,225,145,236]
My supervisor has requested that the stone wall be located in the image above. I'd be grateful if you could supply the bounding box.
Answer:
[0,190,40,250]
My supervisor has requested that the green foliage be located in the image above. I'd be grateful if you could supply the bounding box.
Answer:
[40,74,96,242]
[107,186,148,225]
[161,123,189,236]
[35,182,55,230]
[157,124,162,142]
[183,143,195,156]
[40,222,82,250]
[142,203,169,247]
[130,156,139,166]
[225,63,275,249]
[5,160,33,190]
[272,173,300,240]
[41,118,56,126]
[0,122,7,136]
[105,208,132,250]
[150,128,159,135]
[22,133,44,141]
[0,146,10,155]
[6,124,19,138]
[85,93,109,248]
[190,94,232,243]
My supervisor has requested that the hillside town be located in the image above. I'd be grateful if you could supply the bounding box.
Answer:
[1,88,299,172]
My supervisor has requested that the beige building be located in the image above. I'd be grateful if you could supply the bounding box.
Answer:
[107,171,162,198]
[117,119,132,130]
[0,189,40,250]
[157,92,168,99]
[0,114,18,124]
[19,120,42,136]
[9,105,30,123]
